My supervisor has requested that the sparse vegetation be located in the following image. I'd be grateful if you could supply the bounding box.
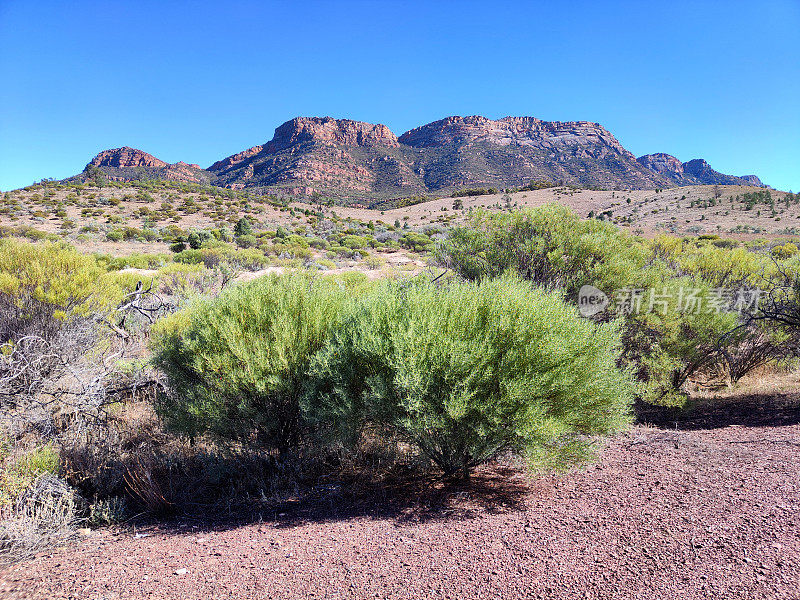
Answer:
[1,182,799,565]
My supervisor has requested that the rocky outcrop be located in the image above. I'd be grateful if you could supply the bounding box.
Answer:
[637,153,685,177]
[85,148,211,185]
[209,117,401,175]
[206,117,413,197]
[77,115,767,199]
[266,117,399,151]
[683,159,718,179]
[739,175,764,187]
[399,116,634,159]
[682,159,757,186]
[89,147,168,169]
[396,115,664,191]
[637,154,764,187]
[207,145,265,173]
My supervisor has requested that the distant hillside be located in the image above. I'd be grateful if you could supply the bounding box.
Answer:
[72,115,766,201]
[636,153,762,187]
[84,147,214,185]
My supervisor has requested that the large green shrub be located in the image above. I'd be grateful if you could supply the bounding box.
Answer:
[436,204,654,299]
[305,276,633,476]
[435,206,779,405]
[0,239,138,347]
[151,274,351,453]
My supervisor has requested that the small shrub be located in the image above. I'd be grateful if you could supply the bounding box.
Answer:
[87,496,128,526]
[172,249,204,265]
[364,255,385,270]
[187,231,202,249]
[773,243,799,259]
[234,217,253,237]
[236,234,257,248]
[0,474,82,563]
[1,444,60,508]
[400,232,433,253]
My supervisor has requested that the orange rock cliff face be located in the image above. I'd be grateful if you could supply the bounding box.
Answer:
[80,115,767,197]
[89,147,169,169]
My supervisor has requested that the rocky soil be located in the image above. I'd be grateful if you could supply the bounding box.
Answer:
[2,393,798,600]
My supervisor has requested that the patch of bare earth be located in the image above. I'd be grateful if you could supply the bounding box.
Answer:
[2,395,799,599]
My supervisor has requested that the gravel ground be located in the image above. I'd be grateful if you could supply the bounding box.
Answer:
[2,404,799,600]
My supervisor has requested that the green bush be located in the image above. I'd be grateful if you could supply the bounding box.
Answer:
[172,249,204,265]
[653,235,771,288]
[1,443,60,508]
[107,253,170,270]
[437,204,652,299]
[234,217,253,237]
[305,276,633,476]
[340,235,369,250]
[619,277,741,405]
[0,239,132,318]
[400,232,434,253]
[187,232,202,249]
[218,226,234,243]
[436,206,778,405]
[88,496,129,526]
[105,229,124,242]
[236,234,257,248]
[151,274,351,453]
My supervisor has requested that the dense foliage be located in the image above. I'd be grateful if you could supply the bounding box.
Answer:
[435,204,654,299]
[153,272,633,474]
[151,274,355,453]
[0,239,134,323]
[306,276,633,475]
[436,205,799,405]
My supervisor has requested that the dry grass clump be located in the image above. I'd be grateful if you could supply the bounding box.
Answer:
[0,474,83,564]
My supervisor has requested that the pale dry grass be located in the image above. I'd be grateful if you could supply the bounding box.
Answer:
[0,474,83,565]
[693,364,800,401]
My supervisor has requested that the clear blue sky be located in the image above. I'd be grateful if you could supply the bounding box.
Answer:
[1,0,798,191]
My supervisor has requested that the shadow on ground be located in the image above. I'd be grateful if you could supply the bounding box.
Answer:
[124,463,531,536]
[635,390,800,431]
[121,385,800,536]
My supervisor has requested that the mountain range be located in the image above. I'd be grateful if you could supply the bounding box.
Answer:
[77,115,765,202]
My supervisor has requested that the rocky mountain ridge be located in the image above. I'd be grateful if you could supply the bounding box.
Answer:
[637,153,763,187]
[86,147,212,185]
[77,116,766,200]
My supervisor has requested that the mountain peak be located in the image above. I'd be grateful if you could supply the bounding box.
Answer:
[637,153,685,176]
[89,147,168,169]
[84,147,210,185]
[637,154,763,187]
[398,115,633,160]
[268,116,399,152]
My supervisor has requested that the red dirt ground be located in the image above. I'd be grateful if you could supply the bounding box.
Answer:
[2,396,799,600]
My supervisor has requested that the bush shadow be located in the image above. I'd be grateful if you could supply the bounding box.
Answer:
[635,390,800,431]
[123,462,531,536]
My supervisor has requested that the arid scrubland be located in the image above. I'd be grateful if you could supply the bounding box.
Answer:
[0,176,798,574]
